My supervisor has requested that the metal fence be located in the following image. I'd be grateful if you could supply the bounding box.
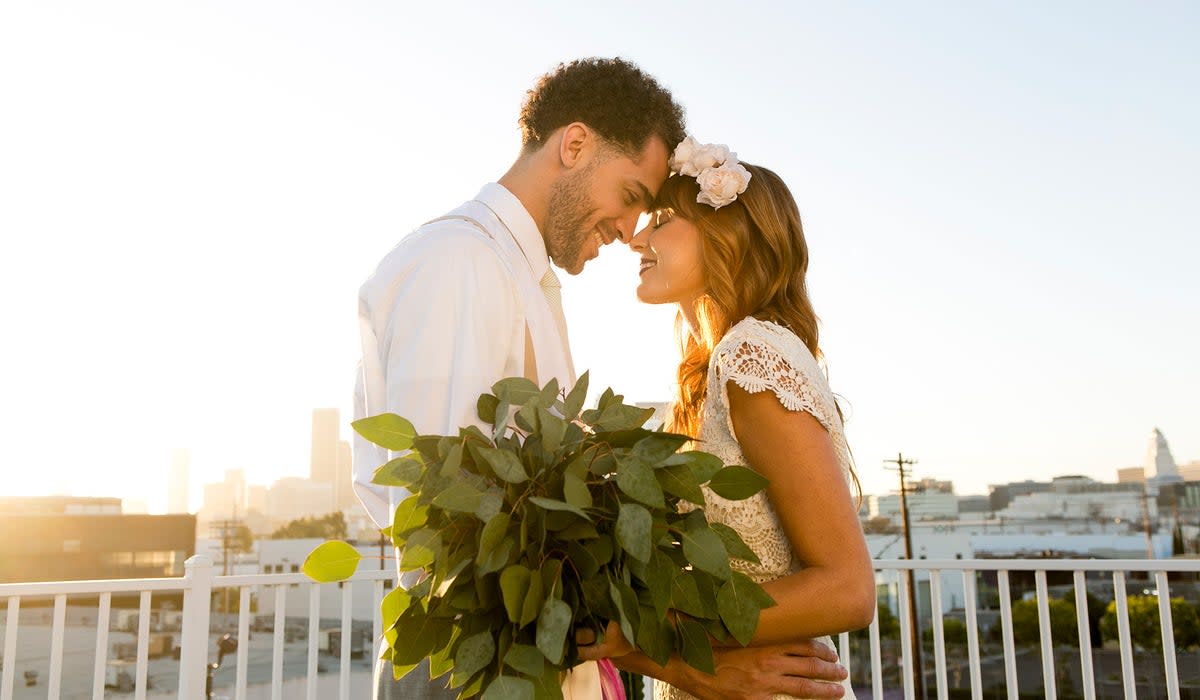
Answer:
[3,556,1198,700]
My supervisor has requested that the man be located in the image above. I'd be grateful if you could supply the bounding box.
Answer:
[353,57,849,700]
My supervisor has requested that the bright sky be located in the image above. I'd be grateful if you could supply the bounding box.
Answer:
[1,1,1196,512]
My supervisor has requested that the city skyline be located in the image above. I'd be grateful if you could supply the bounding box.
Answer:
[1,2,1196,506]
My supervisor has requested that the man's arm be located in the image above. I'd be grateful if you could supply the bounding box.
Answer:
[353,227,519,528]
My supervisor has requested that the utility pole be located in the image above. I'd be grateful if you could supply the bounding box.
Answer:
[885,452,925,700]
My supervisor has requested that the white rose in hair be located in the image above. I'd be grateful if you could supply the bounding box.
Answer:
[671,136,700,175]
[696,158,752,209]
[691,143,731,172]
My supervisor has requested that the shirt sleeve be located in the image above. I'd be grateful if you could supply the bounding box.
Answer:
[352,224,520,528]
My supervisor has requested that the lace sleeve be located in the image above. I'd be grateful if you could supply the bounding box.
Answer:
[712,321,840,439]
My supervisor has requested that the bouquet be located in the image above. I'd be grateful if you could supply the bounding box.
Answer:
[304,373,775,699]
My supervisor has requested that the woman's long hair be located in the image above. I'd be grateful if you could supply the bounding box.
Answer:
[658,164,860,498]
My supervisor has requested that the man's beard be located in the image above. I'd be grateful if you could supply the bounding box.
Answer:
[545,164,597,275]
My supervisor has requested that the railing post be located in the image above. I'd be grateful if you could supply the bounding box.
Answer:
[179,555,214,700]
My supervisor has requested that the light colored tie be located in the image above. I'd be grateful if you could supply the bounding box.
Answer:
[540,268,570,352]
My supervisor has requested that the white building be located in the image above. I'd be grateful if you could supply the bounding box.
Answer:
[255,539,390,622]
[1147,427,1182,487]
[868,492,960,522]
[265,477,335,526]
[168,448,190,514]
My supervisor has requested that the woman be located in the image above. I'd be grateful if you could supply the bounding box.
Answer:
[585,139,876,700]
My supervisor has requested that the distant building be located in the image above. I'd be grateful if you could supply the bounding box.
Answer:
[957,495,991,514]
[168,447,190,514]
[997,476,1149,522]
[1146,427,1182,487]
[201,468,247,521]
[868,492,959,521]
[910,478,954,494]
[265,477,335,526]
[0,497,195,584]
[1179,460,1200,483]
[988,479,1053,512]
[335,439,355,511]
[1117,467,1145,484]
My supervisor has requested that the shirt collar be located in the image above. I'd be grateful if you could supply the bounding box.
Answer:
[475,182,550,280]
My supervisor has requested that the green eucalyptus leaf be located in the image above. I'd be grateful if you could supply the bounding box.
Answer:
[562,371,589,419]
[302,540,361,582]
[677,617,715,675]
[372,455,424,487]
[562,473,592,510]
[537,377,560,407]
[631,433,689,464]
[709,522,760,564]
[477,393,500,424]
[615,503,652,563]
[594,403,655,432]
[608,579,639,645]
[557,521,599,541]
[716,571,775,646]
[535,598,573,664]
[706,466,769,500]
[478,447,529,484]
[477,512,511,565]
[503,643,545,677]
[641,550,674,619]
[392,496,429,538]
[392,607,440,664]
[476,491,504,523]
[492,377,541,406]
[492,400,512,441]
[656,463,706,505]
[481,676,535,700]
[519,568,544,627]
[681,525,732,581]
[663,451,723,482]
[440,442,465,477]
[635,604,674,667]
[400,528,441,571]
[670,572,707,618]
[539,408,567,453]
[477,536,515,576]
[499,564,532,623]
[353,413,417,451]
[615,456,665,508]
[527,496,590,520]
[454,631,495,681]
[432,482,484,513]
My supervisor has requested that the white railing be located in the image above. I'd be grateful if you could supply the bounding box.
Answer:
[2,557,1198,699]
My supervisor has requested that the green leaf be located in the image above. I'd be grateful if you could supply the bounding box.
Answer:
[372,455,424,487]
[502,643,545,677]
[476,491,504,522]
[670,572,707,618]
[481,676,535,700]
[594,403,655,432]
[709,522,760,564]
[499,565,532,623]
[635,604,674,667]
[432,482,484,513]
[615,503,652,563]
[562,473,592,511]
[492,377,541,406]
[380,586,412,648]
[663,451,723,482]
[527,496,590,520]
[706,466,769,500]
[477,393,500,424]
[400,528,441,571]
[539,407,567,454]
[656,464,705,505]
[440,442,465,477]
[302,540,361,582]
[642,550,675,619]
[392,496,429,537]
[535,598,573,664]
[454,631,495,682]
[631,433,689,464]
[519,569,543,627]
[677,617,715,675]
[478,447,529,484]
[353,413,417,451]
[716,572,772,646]
[477,512,511,565]
[681,525,732,581]
[392,607,442,664]
[562,371,589,419]
[615,456,665,508]
[492,400,511,441]
[477,536,515,576]
[608,579,639,645]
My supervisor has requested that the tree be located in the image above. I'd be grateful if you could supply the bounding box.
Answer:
[1011,597,1079,647]
[271,512,348,540]
[922,618,969,647]
[862,517,900,535]
[1101,596,1200,650]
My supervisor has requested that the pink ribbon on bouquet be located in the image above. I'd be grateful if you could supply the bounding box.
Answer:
[597,658,625,700]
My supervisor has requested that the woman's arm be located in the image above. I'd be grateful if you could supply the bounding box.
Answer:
[725,381,876,643]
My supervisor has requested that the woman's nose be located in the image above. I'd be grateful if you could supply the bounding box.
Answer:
[629,224,650,251]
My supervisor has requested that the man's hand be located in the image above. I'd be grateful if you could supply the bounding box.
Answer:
[674,639,848,700]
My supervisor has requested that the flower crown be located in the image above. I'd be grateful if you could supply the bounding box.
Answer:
[669,136,752,209]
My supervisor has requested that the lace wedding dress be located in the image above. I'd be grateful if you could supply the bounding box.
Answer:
[656,317,858,700]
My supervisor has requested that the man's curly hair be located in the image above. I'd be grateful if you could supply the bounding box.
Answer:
[519,57,686,158]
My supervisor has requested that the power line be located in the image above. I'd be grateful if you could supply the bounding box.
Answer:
[884,452,925,700]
